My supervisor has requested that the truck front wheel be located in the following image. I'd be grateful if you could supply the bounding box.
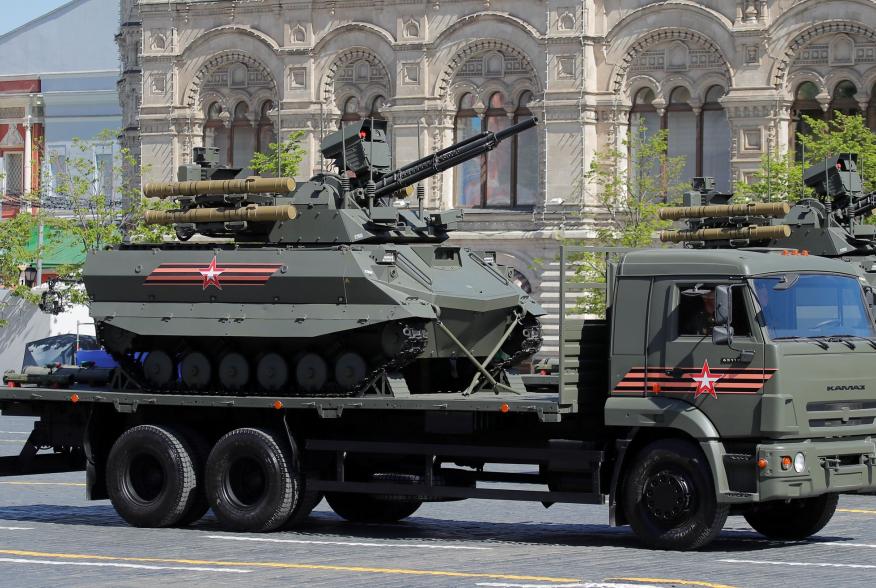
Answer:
[205,428,298,532]
[623,439,729,550]
[106,425,200,528]
[326,493,422,523]
[744,494,838,540]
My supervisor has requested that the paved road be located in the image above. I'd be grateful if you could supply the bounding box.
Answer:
[0,415,875,588]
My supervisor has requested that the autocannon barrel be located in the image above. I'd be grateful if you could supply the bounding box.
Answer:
[144,204,298,225]
[659,224,792,243]
[143,177,296,198]
[374,117,538,198]
[659,202,790,221]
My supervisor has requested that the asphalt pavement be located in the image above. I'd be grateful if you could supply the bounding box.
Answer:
[0,414,874,588]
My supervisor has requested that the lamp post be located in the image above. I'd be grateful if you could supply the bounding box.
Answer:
[266,102,282,176]
[23,265,37,288]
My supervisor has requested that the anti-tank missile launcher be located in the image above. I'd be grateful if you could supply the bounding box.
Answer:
[660,154,876,285]
[85,118,544,397]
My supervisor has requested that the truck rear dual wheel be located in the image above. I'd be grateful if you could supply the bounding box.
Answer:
[623,439,729,551]
[743,493,838,540]
[106,425,205,528]
[326,493,422,523]
[205,428,317,532]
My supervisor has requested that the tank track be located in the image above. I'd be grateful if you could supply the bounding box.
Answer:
[492,314,543,371]
[108,319,429,397]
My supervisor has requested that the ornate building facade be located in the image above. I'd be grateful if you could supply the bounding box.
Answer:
[119,0,876,351]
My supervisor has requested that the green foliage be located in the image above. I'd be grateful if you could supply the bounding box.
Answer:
[736,112,876,202]
[568,119,688,316]
[249,130,307,178]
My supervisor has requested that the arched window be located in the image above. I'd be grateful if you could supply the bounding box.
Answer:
[231,101,255,172]
[452,91,535,208]
[203,102,230,166]
[257,100,276,158]
[341,96,360,123]
[791,81,823,160]
[870,83,876,132]
[369,95,385,120]
[630,88,659,144]
[666,86,696,185]
[701,86,731,191]
[831,80,859,117]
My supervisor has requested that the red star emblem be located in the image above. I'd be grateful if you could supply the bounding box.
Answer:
[690,359,721,399]
[198,256,225,290]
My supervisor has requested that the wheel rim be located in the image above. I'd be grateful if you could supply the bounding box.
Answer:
[127,453,165,503]
[219,352,249,390]
[256,353,288,391]
[643,469,695,526]
[181,352,211,389]
[143,350,174,386]
[225,456,267,508]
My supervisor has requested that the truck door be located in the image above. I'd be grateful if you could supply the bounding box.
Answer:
[644,278,765,438]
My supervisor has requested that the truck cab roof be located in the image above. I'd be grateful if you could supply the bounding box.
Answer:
[617,248,863,278]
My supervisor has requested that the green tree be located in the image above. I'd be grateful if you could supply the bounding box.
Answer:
[248,130,307,178]
[568,120,687,315]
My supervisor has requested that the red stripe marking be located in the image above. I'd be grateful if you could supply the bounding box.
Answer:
[145,276,272,282]
[143,283,268,287]
[614,381,767,389]
[150,268,279,274]
[627,366,775,373]
[151,263,283,267]
[623,372,771,381]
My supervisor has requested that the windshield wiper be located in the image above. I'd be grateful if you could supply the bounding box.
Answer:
[772,336,830,349]
[825,334,876,349]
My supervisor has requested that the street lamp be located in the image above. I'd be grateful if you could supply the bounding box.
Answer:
[266,103,281,177]
[23,265,37,287]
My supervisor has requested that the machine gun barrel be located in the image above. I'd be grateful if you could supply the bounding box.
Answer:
[659,224,792,243]
[841,192,876,219]
[374,117,538,198]
[144,204,298,225]
[143,177,296,199]
[659,201,790,221]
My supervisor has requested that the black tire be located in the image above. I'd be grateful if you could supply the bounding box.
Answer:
[283,490,324,529]
[106,425,200,528]
[744,493,839,540]
[623,438,729,550]
[326,493,422,523]
[175,428,212,526]
[205,428,298,532]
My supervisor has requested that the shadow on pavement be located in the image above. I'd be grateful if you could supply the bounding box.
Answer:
[0,503,850,553]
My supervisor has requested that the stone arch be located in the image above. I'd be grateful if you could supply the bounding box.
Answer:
[611,29,732,95]
[661,75,697,104]
[436,39,541,103]
[771,22,876,88]
[182,25,281,55]
[626,74,661,103]
[693,72,730,102]
[825,69,864,96]
[433,11,543,45]
[311,23,396,55]
[321,47,392,106]
[185,51,277,110]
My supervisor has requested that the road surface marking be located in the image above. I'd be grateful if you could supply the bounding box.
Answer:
[0,549,580,583]
[0,432,30,435]
[0,527,32,531]
[721,559,876,570]
[0,440,27,443]
[607,578,739,588]
[0,557,250,573]
[207,534,491,550]
[837,508,876,514]
[817,543,876,548]
[477,583,659,588]
[0,481,85,487]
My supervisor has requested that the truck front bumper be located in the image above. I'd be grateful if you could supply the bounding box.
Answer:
[755,437,876,501]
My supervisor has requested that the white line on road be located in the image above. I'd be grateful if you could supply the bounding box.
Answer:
[721,558,876,570]
[0,432,30,435]
[0,557,251,573]
[476,583,659,588]
[0,527,32,531]
[206,534,492,550]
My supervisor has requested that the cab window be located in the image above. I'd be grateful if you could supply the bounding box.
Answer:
[677,285,752,337]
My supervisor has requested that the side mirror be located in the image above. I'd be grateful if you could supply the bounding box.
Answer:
[714,285,733,327]
[712,325,734,346]
[865,286,875,309]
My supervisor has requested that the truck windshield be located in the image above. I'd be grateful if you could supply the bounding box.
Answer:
[752,274,875,340]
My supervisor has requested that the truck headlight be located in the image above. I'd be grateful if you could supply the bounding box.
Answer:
[794,452,806,473]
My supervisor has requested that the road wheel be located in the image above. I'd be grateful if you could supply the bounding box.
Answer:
[106,425,199,528]
[205,428,298,532]
[744,494,838,540]
[623,438,728,550]
[326,493,422,523]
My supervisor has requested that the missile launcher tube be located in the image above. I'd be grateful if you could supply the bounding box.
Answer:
[659,224,792,243]
[143,177,296,198]
[144,204,298,225]
[659,201,790,221]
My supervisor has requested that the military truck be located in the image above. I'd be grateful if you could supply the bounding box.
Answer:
[4,245,876,550]
[660,155,876,286]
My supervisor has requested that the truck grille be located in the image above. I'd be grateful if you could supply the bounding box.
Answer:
[807,400,876,429]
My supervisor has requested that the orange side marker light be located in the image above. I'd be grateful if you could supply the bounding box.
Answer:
[273,400,284,410]
[757,458,768,470]
[500,403,510,413]
[650,383,661,394]
[70,393,80,404]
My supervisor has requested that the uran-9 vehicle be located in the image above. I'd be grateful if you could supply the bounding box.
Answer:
[84,118,543,396]
[659,155,876,286]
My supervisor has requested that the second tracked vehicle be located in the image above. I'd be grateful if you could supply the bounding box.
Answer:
[84,118,543,396]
